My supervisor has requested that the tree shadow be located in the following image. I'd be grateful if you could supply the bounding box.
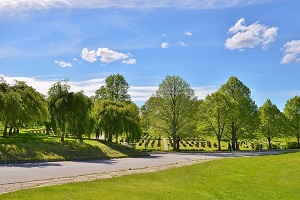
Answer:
[4,162,62,168]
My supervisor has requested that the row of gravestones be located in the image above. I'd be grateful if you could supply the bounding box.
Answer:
[167,138,215,148]
[138,137,162,148]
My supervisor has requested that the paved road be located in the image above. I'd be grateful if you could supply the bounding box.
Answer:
[0,151,291,194]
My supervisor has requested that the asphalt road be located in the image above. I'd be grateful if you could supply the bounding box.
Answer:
[0,151,291,194]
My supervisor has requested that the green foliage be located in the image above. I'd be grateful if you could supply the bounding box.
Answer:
[145,75,198,151]
[95,73,131,102]
[199,91,230,150]
[0,79,49,137]
[48,80,93,142]
[2,152,300,199]
[286,141,299,149]
[219,76,259,149]
[93,100,142,142]
[284,96,300,148]
[259,99,284,149]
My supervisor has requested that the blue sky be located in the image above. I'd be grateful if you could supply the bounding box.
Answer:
[1,0,300,110]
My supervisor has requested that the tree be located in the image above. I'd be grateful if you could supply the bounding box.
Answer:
[199,91,230,151]
[0,79,48,137]
[12,81,48,129]
[219,76,259,150]
[95,73,131,102]
[48,80,93,142]
[93,100,142,142]
[284,96,300,148]
[66,91,93,143]
[93,74,141,143]
[147,75,198,151]
[259,99,283,149]
[48,80,71,141]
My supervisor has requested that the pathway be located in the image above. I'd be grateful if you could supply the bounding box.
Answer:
[162,138,169,151]
[0,150,293,194]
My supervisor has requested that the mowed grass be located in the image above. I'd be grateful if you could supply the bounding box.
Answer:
[0,131,148,163]
[2,152,300,200]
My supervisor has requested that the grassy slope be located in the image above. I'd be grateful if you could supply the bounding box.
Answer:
[1,152,300,199]
[0,131,148,163]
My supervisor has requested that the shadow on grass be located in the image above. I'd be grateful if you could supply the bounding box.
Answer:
[97,140,150,158]
[0,133,149,164]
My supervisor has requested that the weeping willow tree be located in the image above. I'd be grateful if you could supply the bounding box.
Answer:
[93,100,142,142]
[48,80,93,142]
[0,79,48,137]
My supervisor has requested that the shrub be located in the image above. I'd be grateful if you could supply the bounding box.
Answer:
[286,142,299,149]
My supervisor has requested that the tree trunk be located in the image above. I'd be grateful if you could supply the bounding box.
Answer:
[60,119,66,142]
[297,135,300,149]
[3,123,8,138]
[108,132,113,142]
[95,128,100,139]
[231,122,236,151]
[267,137,271,149]
[8,127,12,135]
[104,131,108,141]
[235,139,239,150]
[176,136,181,151]
[172,133,178,151]
[217,135,222,151]
[60,132,65,141]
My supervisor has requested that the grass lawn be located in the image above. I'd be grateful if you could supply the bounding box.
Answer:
[0,131,148,163]
[1,151,300,199]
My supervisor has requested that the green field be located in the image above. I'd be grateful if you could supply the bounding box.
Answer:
[1,151,299,199]
[0,130,148,163]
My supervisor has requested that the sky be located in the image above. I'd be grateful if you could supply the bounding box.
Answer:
[1,0,300,111]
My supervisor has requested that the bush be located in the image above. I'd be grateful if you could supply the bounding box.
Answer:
[255,144,263,150]
[271,143,280,149]
[286,142,299,149]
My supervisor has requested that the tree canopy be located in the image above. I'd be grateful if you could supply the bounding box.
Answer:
[219,76,259,150]
[0,79,48,137]
[284,96,300,148]
[199,91,230,150]
[95,73,131,102]
[259,99,284,149]
[145,75,198,151]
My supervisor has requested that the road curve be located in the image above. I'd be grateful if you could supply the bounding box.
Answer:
[0,151,291,194]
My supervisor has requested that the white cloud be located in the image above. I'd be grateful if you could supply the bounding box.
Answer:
[122,58,136,65]
[130,85,217,103]
[194,86,217,99]
[0,74,105,97]
[129,86,158,102]
[162,33,166,37]
[0,0,267,15]
[280,40,300,64]
[0,74,218,106]
[81,47,136,64]
[177,41,186,47]
[185,31,193,36]
[54,60,72,67]
[81,48,97,63]
[96,48,128,63]
[161,42,169,49]
[225,18,278,51]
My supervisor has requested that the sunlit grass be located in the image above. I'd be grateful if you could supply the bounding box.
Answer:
[2,151,299,199]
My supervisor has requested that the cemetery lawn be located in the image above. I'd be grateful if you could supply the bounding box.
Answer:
[1,151,300,200]
[0,131,148,163]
